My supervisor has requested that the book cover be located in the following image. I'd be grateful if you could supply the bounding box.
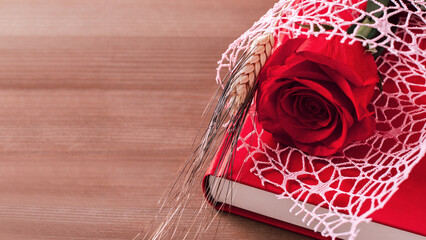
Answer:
[203,117,426,240]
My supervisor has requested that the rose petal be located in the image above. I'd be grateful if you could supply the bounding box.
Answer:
[280,87,303,117]
[278,86,335,130]
[295,35,379,87]
[292,91,333,126]
[278,59,331,82]
[292,112,347,156]
[291,78,351,111]
[257,79,289,133]
[276,103,339,144]
[318,64,372,120]
[257,38,306,88]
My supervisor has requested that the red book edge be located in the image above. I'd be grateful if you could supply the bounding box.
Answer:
[202,139,331,240]
[202,121,426,239]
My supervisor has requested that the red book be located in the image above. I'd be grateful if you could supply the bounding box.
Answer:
[203,117,426,240]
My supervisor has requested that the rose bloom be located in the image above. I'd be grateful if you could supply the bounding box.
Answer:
[256,35,379,156]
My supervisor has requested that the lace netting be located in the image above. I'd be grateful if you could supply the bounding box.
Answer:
[216,0,426,239]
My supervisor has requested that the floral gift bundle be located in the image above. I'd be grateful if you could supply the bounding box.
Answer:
[148,0,425,239]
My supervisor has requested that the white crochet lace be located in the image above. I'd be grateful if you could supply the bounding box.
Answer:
[216,1,426,239]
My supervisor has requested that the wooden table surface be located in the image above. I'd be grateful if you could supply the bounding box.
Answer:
[0,1,313,239]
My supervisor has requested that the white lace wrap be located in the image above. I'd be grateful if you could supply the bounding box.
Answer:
[216,1,426,239]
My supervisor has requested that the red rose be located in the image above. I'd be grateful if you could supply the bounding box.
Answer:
[256,35,379,156]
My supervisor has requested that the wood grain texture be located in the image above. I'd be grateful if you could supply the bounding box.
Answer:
[0,1,313,239]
